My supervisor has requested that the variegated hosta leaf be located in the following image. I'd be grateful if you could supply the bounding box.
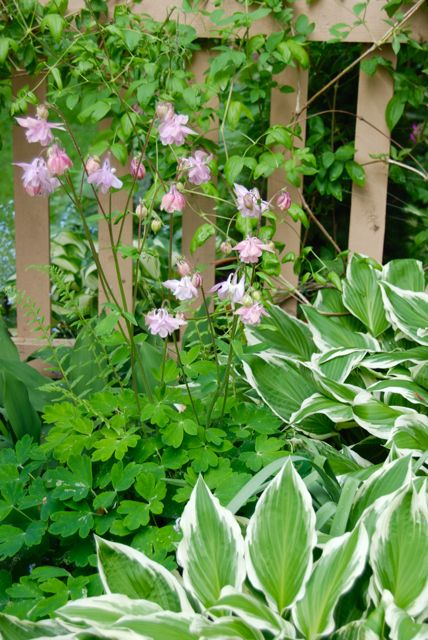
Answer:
[380,282,428,346]
[0,613,71,640]
[209,588,295,637]
[388,414,428,456]
[112,612,198,640]
[290,393,353,424]
[95,537,192,612]
[242,355,336,437]
[349,456,412,527]
[370,482,428,617]
[176,477,245,608]
[57,593,161,626]
[367,378,428,406]
[362,347,428,369]
[383,591,428,640]
[314,348,367,383]
[191,616,264,640]
[245,460,316,613]
[382,258,425,292]
[342,255,389,337]
[302,305,380,352]
[292,525,369,639]
[352,391,416,439]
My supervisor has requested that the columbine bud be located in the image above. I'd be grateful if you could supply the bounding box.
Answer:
[130,156,146,180]
[177,259,192,277]
[242,294,253,307]
[243,193,254,210]
[156,102,174,121]
[252,290,262,301]
[47,144,73,176]
[277,190,291,211]
[191,272,202,288]
[220,241,232,255]
[151,218,162,233]
[267,241,275,252]
[135,202,148,219]
[176,182,185,193]
[36,104,49,120]
[85,155,100,176]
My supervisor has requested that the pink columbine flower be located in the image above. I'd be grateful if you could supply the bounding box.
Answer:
[277,190,291,211]
[156,102,175,121]
[14,158,60,196]
[145,308,187,338]
[174,403,187,413]
[160,184,186,213]
[158,109,196,146]
[180,150,212,185]
[15,116,65,146]
[87,158,123,194]
[163,276,198,301]
[235,237,274,264]
[177,259,192,277]
[210,272,245,303]
[85,156,101,176]
[46,144,73,176]
[130,156,146,180]
[234,183,269,218]
[235,302,268,326]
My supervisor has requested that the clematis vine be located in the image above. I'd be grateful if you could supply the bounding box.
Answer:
[160,184,186,213]
[234,183,269,218]
[235,237,274,264]
[145,308,187,338]
[16,114,65,147]
[157,102,196,146]
[210,272,245,303]
[163,276,198,301]
[235,302,268,326]
[87,157,123,194]
[15,158,60,196]
[180,150,212,185]
[46,144,73,176]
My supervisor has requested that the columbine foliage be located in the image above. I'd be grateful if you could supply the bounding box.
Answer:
[1,460,426,639]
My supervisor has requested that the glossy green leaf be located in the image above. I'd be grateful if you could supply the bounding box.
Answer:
[380,282,428,346]
[2,372,41,440]
[385,94,405,131]
[382,259,425,292]
[189,224,215,254]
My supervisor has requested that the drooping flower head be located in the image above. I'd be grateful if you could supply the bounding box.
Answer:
[235,302,268,326]
[235,237,274,264]
[176,258,192,277]
[180,150,212,185]
[277,190,291,211]
[145,308,187,338]
[87,158,123,194]
[46,144,73,176]
[234,183,269,218]
[130,155,146,180]
[157,102,196,146]
[210,272,245,304]
[14,158,60,196]
[160,184,186,213]
[15,115,65,147]
[163,276,198,301]
[85,156,101,176]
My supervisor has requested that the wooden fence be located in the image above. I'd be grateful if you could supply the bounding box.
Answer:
[7,0,428,366]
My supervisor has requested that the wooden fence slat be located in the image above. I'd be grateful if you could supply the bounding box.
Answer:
[268,66,309,314]
[12,73,51,340]
[182,49,218,295]
[97,156,134,313]
[348,46,396,262]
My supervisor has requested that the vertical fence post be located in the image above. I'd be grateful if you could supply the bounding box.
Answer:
[12,73,51,356]
[348,46,396,262]
[182,49,217,295]
[268,65,309,314]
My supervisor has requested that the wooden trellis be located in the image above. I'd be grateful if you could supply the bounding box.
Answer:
[8,0,428,367]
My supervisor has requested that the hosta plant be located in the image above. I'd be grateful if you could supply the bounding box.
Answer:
[1,459,426,640]
[243,254,428,458]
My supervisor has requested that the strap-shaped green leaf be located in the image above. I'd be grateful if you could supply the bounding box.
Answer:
[380,282,428,346]
[57,593,161,626]
[370,483,428,617]
[383,591,428,640]
[95,537,192,612]
[292,525,369,639]
[245,460,316,612]
[176,477,246,608]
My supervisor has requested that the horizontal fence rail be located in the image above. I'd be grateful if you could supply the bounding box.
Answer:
[6,0,428,369]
